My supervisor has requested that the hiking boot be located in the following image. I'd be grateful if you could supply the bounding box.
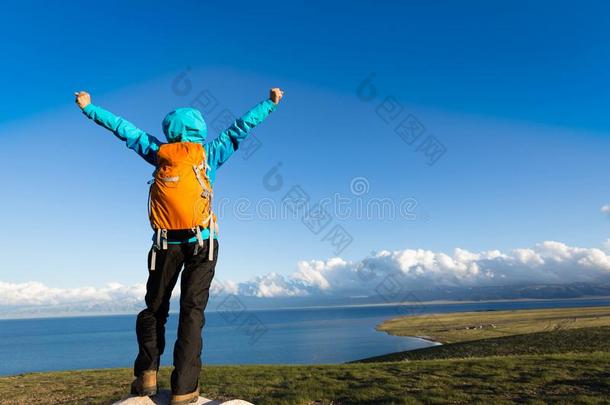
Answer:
[170,389,200,405]
[130,370,158,397]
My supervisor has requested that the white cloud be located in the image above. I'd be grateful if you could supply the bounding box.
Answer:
[601,204,610,217]
[230,240,610,297]
[0,281,147,307]
[2,240,610,315]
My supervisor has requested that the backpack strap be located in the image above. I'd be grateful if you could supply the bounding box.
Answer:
[192,154,216,261]
[150,228,168,271]
[150,248,156,271]
[193,226,204,256]
[208,215,215,261]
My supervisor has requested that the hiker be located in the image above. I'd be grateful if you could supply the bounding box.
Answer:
[75,87,283,404]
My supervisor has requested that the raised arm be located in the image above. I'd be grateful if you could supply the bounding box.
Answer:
[206,88,284,169]
[75,91,162,166]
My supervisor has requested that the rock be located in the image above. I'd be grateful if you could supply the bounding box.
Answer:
[112,389,254,405]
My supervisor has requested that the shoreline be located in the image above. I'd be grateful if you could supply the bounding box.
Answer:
[405,335,444,347]
[375,321,444,346]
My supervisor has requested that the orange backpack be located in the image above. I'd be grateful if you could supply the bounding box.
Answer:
[148,142,217,265]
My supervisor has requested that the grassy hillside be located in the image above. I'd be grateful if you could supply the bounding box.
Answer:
[1,353,609,404]
[356,326,610,363]
[377,305,610,343]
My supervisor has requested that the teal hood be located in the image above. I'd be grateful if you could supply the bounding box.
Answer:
[162,107,207,143]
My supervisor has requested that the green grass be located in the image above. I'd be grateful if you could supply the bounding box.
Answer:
[1,353,610,404]
[356,326,610,363]
[377,305,610,343]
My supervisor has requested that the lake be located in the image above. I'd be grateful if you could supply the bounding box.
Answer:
[1,297,609,376]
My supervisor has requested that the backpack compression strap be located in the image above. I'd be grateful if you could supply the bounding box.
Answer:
[193,159,216,261]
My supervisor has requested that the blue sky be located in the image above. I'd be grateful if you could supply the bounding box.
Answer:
[1,0,610,294]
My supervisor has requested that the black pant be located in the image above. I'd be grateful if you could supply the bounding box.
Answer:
[134,239,218,395]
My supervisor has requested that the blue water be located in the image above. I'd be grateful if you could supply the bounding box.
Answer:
[1,298,609,376]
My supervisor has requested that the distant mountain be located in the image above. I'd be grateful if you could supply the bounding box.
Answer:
[212,282,610,310]
[393,282,610,302]
[1,282,609,319]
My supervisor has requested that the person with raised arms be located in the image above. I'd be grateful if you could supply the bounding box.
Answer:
[75,87,284,405]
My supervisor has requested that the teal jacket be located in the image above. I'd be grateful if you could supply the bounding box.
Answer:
[83,98,277,243]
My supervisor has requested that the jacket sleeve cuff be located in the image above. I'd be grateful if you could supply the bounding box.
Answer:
[265,98,278,111]
[82,103,96,118]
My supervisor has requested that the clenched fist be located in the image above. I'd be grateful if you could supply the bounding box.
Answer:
[269,88,284,104]
[74,91,91,109]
